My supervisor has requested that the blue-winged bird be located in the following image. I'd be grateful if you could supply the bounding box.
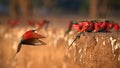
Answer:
[10,30,46,62]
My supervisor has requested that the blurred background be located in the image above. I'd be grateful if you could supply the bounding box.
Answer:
[0,0,120,20]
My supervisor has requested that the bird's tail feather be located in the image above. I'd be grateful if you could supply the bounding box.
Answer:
[68,32,82,49]
[68,36,78,49]
[9,43,21,63]
[9,52,18,63]
[17,43,22,53]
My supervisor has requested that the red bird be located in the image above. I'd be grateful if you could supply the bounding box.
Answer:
[68,20,90,49]
[79,21,89,32]
[72,20,94,32]
[65,21,74,34]
[7,20,20,27]
[85,21,94,32]
[65,20,78,35]
[93,21,102,32]
[27,20,35,27]
[113,23,119,31]
[34,19,50,30]
[105,22,114,32]
[100,20,109,32]
[72,24,81,32]
[10,30,46,62]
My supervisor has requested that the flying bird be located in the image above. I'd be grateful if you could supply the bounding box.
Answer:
[10,30,46,62]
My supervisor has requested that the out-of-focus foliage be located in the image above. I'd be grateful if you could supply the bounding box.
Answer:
[0,0,120,17]
[0,0,9,6]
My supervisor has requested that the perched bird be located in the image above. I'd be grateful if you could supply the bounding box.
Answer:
[105,21,114,32]
[27,19,50,31]
[68,19,119,49]
[68,20,89,49]
[34,19,50,31]
[7,19,20,27]
[113,23,119,32]
[78,20,89,32]
[10,30,46,62]
[100,20,109,32]
[65,20,78,36]
[93,20,102,32]
[27,20,36,27]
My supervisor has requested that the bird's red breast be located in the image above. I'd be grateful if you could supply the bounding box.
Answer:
[22,30,45,40]
[73,24,81,32]
[108,23,114,29]
[94,22,101,32]
[100,21,108,30]
[87,21,94,31]
[78,22,83,26]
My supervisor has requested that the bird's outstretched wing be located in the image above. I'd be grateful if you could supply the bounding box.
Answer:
[22,38,46,46]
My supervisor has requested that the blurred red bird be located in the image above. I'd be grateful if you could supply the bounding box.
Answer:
[113,23,119,31]
[27,20,35,27]
[34,19,50,30]
[7,20,20,27]
[10,30,46,62]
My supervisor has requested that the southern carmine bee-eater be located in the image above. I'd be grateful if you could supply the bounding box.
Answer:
[10,29,46,62]
[34,19,50,31]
